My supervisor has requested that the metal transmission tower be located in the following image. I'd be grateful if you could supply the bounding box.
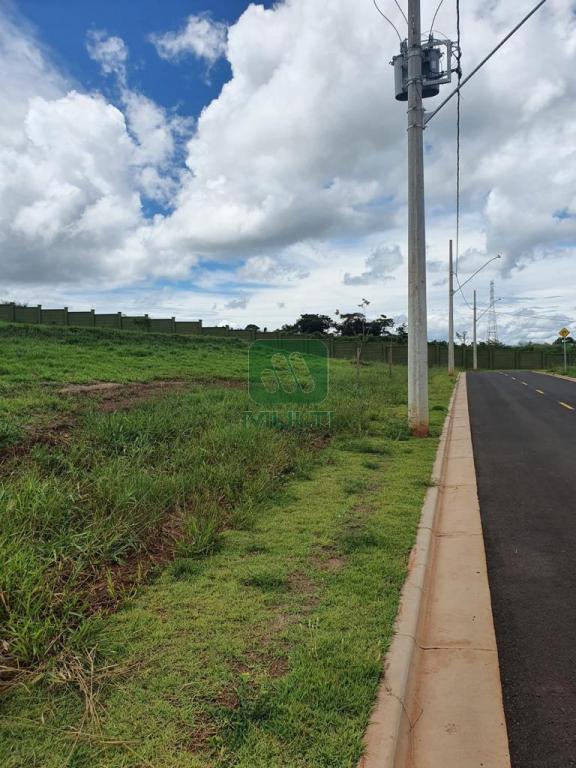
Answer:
[486,281,499,344]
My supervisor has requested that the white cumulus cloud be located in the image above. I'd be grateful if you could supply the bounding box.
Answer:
[344,246,402,285]
[1,0,576,343]
[0,12,195,286]
[150,13,227,64]
[86,29,128,81]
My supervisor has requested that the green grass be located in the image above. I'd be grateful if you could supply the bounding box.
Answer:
[548,366,576,378]
[0,322,248,385]
[0,321,248,450]
[0,321,454,767]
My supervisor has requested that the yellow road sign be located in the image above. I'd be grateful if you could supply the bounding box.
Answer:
[559,328,570,338]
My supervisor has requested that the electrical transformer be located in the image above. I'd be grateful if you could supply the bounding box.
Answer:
[392,38,453,101]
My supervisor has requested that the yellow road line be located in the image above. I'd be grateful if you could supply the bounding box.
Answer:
[536,389,544,395]
[559,401,574,411]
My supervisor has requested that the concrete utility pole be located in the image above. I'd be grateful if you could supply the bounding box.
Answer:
[386,0,548,435]
[473,289,478,370]
[406,0,428,437]
[448,240,455,375]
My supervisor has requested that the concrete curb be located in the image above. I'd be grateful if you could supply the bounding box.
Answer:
[535,370,576,384]
[358,375,461,768]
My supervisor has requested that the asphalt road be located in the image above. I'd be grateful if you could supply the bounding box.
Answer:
[467,371,576,768]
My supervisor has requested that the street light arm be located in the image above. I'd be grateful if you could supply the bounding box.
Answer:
[454,255,501,294]
[476,297,502,323]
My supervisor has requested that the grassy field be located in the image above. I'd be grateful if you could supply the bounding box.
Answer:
[0,322,453,767]
[551,366,576,378]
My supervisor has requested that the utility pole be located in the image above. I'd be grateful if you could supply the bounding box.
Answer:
[451,256,500,371]
[385,0,548,434]
[406,0,428,436]
[473,289,478,370]
[392,9,456,434]
[448,240,454,375]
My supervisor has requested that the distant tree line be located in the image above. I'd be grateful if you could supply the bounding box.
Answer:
[243,317,576,349]
[245,312,408,342]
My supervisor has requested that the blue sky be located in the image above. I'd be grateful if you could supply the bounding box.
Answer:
[18,0,272,126]
[1,0,575,340]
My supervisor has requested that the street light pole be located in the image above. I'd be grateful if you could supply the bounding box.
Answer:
[407,0,428,437]
[473,289,478,370]
[448,240,454,375]
[451,255,501,371]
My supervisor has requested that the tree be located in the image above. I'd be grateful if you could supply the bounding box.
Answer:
[245,324,260,332]
[283,313,334,335]
[367,314,395,337]
[395,323,408,344]
[336,312,366,337]
[335,300,377,390]
[336,309,395,338]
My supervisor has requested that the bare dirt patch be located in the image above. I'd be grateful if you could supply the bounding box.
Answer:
[288,571,317,598]
[84,513,185,616]
[184,718,220,753]
[59,378,245,412]
[59,382,124,395]
[312,544,346,572]
[0,378,245,466]
[0,418,76,469]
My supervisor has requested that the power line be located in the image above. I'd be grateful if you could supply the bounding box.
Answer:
[429,0,446,40]
[455,0,462,275]
[425,0,548,124]
[454,271,473,310]
[372,0,402,42]
[497,310,576,323]
[477,298,502,323]
[458,304,576,324]
[428,27,450,39]
[392,0,408,26]
[453,253,502,311]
